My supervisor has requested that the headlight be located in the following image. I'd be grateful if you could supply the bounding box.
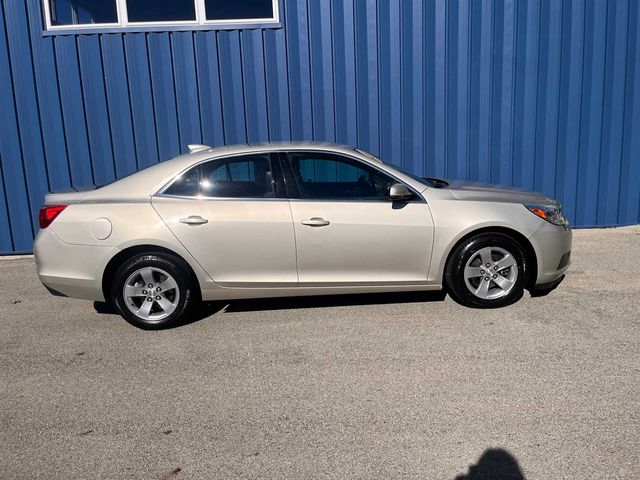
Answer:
[524,203,569,226]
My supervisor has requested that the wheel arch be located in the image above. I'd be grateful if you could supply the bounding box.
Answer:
[442,226,538,288]
[102,244,202,303]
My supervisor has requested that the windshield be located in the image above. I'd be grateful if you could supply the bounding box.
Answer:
[354,149,437,188]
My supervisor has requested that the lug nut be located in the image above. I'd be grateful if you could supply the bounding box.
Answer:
[494,266,498,270]
[147,297,152,302]
[148,284,153,288]
[493,274,498,279]
[480,270,485,275]
[484,277,490,281]
[156,287,161,292]
[142,289,147,295]
[156,295,161,300]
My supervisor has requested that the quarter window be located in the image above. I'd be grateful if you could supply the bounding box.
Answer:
[44,0,279,31]
[289,153,397,200]
[163,155,275,199]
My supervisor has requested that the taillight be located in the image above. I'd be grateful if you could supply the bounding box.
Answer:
[39,205,67,229]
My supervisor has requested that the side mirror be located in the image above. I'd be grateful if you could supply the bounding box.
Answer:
[388,183,413,201]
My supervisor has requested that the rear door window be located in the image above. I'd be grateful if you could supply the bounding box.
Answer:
[163,154,277,198]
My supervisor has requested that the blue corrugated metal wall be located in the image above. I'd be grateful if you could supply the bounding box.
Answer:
[1,0,639,254]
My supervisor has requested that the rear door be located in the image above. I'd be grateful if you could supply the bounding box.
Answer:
[152,153,298,287]
[282,151,434,286]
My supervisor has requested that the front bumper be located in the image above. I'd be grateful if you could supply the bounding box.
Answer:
[34,228,117,301]
[528,223,572,286]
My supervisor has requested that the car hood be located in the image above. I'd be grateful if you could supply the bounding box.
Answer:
[443,180,558,205]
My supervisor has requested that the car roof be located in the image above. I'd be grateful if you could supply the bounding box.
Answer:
[82,142,413,203]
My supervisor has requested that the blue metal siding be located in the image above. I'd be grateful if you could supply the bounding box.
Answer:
[0,0,639,254]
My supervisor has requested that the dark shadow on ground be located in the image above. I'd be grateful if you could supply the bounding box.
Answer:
[93,301,117,315]
[222,290,447,313]
[93,290,447,328]
[93,300,226,328]
[455,448,525,480]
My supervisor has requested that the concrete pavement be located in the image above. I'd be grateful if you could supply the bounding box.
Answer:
[1,226,639,479]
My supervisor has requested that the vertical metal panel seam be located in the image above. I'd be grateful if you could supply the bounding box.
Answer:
[0,0,35,240]
[304,0,314,138]
[238,31,250,142]
[97,33,119,178]
[488,0,497,181]
[351,0,359,147]
[193,32,207,144]
[72,35,96,184]
[329,0,338,143]
[188,31,204,145]
[594,3,610,218]
[442,0,448,177]
[552,1,566,198]
[120,34,141,170]
[572,0,588,222]
[23,0,52,193]
[509,0,519,186]
[46,19,74,188]
[168,32,184,150]
[616,0,633,223]
[531,0,542,190]
[213,31,228,145]
[143,33,161,162]
[375,0,381,159]
[0,151,15,251]
[23,4,57,190]
[280,2,294,141]
[465,0,473,180]
[261,30,273,140]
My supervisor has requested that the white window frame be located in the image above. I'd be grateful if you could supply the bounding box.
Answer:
[43,0,280,33]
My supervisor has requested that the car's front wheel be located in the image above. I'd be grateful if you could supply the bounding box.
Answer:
[445,232,528,308]
[111,253,198,329]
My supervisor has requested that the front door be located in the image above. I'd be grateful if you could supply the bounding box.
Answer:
[152,153,297,287]
[283,152,434,286]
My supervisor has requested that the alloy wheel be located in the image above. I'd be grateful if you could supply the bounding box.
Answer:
[463,246,519,300]
[123,267,180,321]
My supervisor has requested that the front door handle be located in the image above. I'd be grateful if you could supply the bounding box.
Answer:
[301,217,330,227]
[179,215,208,225]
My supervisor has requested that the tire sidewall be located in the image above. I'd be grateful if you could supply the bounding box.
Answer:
[111,253,195,329]
[445,233,528,308]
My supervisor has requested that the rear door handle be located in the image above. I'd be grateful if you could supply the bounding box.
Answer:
[301,217,330,227]
[179,215,208,225]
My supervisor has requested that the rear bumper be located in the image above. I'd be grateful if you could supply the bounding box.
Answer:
[528,223,572,286]
[34,228,117,301]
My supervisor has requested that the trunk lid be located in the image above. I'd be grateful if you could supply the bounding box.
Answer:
[44,185,97,205]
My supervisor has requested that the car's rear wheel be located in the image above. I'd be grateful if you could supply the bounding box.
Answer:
[445,232,528,308]
[111,253,198,329]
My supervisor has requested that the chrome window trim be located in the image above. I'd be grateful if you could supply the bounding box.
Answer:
[154,194,287,202]
[153,148,427,204]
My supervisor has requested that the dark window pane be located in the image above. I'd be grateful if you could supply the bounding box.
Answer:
[205,0,273,20]
[290,153,396,200]
[164,165,201,196]
[49,0,117,25]
[200,155,274,198]
[127,0,196,22]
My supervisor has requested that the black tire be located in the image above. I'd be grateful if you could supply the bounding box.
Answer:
[444,232,528,309]
[111,252,198,329]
